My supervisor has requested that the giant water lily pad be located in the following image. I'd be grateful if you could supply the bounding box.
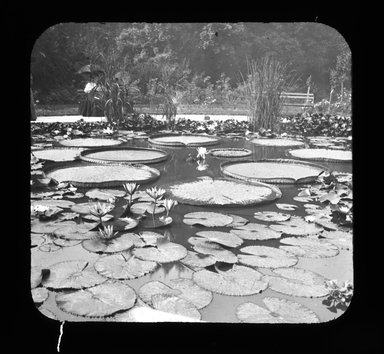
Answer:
[251,138,305,147]
[270,216,323,235]
[192,240,238,263]
[193,265,268,296]
[56,281,136,317]
[221,159,326,184]
[288,148,352,162]
[94,252,157,279]
[238,246,298,268]
[42,260,107,290]
[321,230,353,250]
[59,138,123,148]
[183,212,233,227]
[45,163,160,188]
[149,133,220,147]
[82,233,135,254]
[32,287,49,305]
[80,147,168,164]
[133,242,187,263]
[139,278,213,310]
[209,148,252,158]
[263,267,330,297]
[180,251,216,270]
[32,148,83,162]
[253,211,291,223]
[230,223,282,240]
[151,294,201,320]
[165,177,281,206]
[236,297,319,323]
[280,237,340,258]
[194,231,243,248]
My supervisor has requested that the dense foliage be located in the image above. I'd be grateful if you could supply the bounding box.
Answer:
[31,23,350,105]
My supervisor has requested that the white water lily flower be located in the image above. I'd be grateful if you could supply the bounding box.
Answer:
[196,161,208,171]
[31,204,50,214]
[98,225,118,240]
[123,182,139,196]
[196,147,208,160]
[103,127,114,135]
[146,187,166,201]
[163,199,178,216]
[89,201,114,218]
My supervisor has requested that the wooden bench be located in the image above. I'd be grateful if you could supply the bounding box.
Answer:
[280,92,314,107]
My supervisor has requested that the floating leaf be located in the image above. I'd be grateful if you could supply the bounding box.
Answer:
[139,278,212,310]
[39,242,61,252]
[226,214,249,227]
[288,148,352,162]
[230,223,282,240]
[42,260,107,290]
[193,265,268,296]
[31,234,45,247]
[52,237,82,247]
[138,231,165,246]
[194,231,243,248]
[251,138,305,147]
[38,307,57,320]
[31,267,43,289]
[151,294,201,320]
[321,230,353,250]
[56,281,136,317]
[253,211,291,223]
[65,192,85,199]
[94,252,157,279]
[313,218,340,231]
[82,233,135,254]
[193,240,238,263]
[82,214,114,222]
[276,203,298,211]
[58,137,123,148]
[32,287,49,304]
[236,297,319,323]
[238,246,298,268]
[280,236,340,258]
[133,242,188,263]
[58,212,80,221]
[130,202,165,215]
[263,267,330,297]
[103,217,139,231]
[183,212,233,227]
[85,188,126,201]
[293,196,314,203]
[270,216,323,235]
[149,134,220,147]
[32,148,83,162]
[53,222,98,240]
[31,199,75,209]
[180,251,216,270]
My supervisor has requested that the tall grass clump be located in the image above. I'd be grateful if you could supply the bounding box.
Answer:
[241,55,298,132]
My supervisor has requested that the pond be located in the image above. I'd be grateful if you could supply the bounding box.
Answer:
[31,134,352,323]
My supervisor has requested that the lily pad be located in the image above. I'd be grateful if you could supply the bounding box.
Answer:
[194,231,243,248]
[149,133,220,147]
[226,214,249,227]
[31,199,75,209]
[180,251,216,270]
[32,287,49,304]
[53,223,98,240]
[253,211,291,223]
[183,212,233,227]
[55,281,136,317]
[58,138,123,148]
[45,164,160,188]
[193,265,268,296]
[280,237,339,258]
[263,267,330,297]
[130,202,165,215]
[31,267,43,288]
[251,138,305,147]
[230,223,282,240]
[236,297,319,323]
[82,214,114,223]
[221,159,326,184]
[133,242,188,263]
[85,188,126,201]
[209,148,252,158]
[139,278,213,310]
[288,148,352,162]
[138,231,165,246]
[94,252,157,279]
[192,240,238,263]
[293,196,315,203]
[270,216,323,235]
[82,233,135,254]
[38,307,57,320]
[31,234,45,247]
[39,242,62,252]
[42,260,107,290]
[52,238,82,247]
[321,230,353,250]
[276,203,298,211]
[165,178,281,206]
[102,217,139,231]
[32,148,83,162]
[151,294,201,320]
[238,246,298,268]
[141,216,173,229]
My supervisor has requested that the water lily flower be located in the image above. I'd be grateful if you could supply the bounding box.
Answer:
[89,201,114,219]
[97,225,118,240]
[123,182,139,197]
[196,161,208,171]
[145,187,166,201]
[196,147,208,160]
[103,127,114,135]
[31,204,50,214]
[163,199,178,216]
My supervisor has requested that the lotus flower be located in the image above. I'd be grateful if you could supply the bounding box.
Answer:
[97,225,118,240]
[196,147,208,161]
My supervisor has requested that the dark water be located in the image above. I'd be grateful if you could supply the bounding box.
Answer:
[32,136,352,322]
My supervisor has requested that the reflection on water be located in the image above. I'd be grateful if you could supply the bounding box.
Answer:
[33,135,352,322]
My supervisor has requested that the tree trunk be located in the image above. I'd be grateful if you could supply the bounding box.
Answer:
[30,88,37,121]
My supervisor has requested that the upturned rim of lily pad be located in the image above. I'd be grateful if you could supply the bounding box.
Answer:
[251,138,306,147]
[209,148,252,158]
[79,146,169,165]
[43,161,160,188]
[148,133,221,147]
[58,137,124,148]
[32,147,84,162]
[221,158,329,184]
[286,148,352,162]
